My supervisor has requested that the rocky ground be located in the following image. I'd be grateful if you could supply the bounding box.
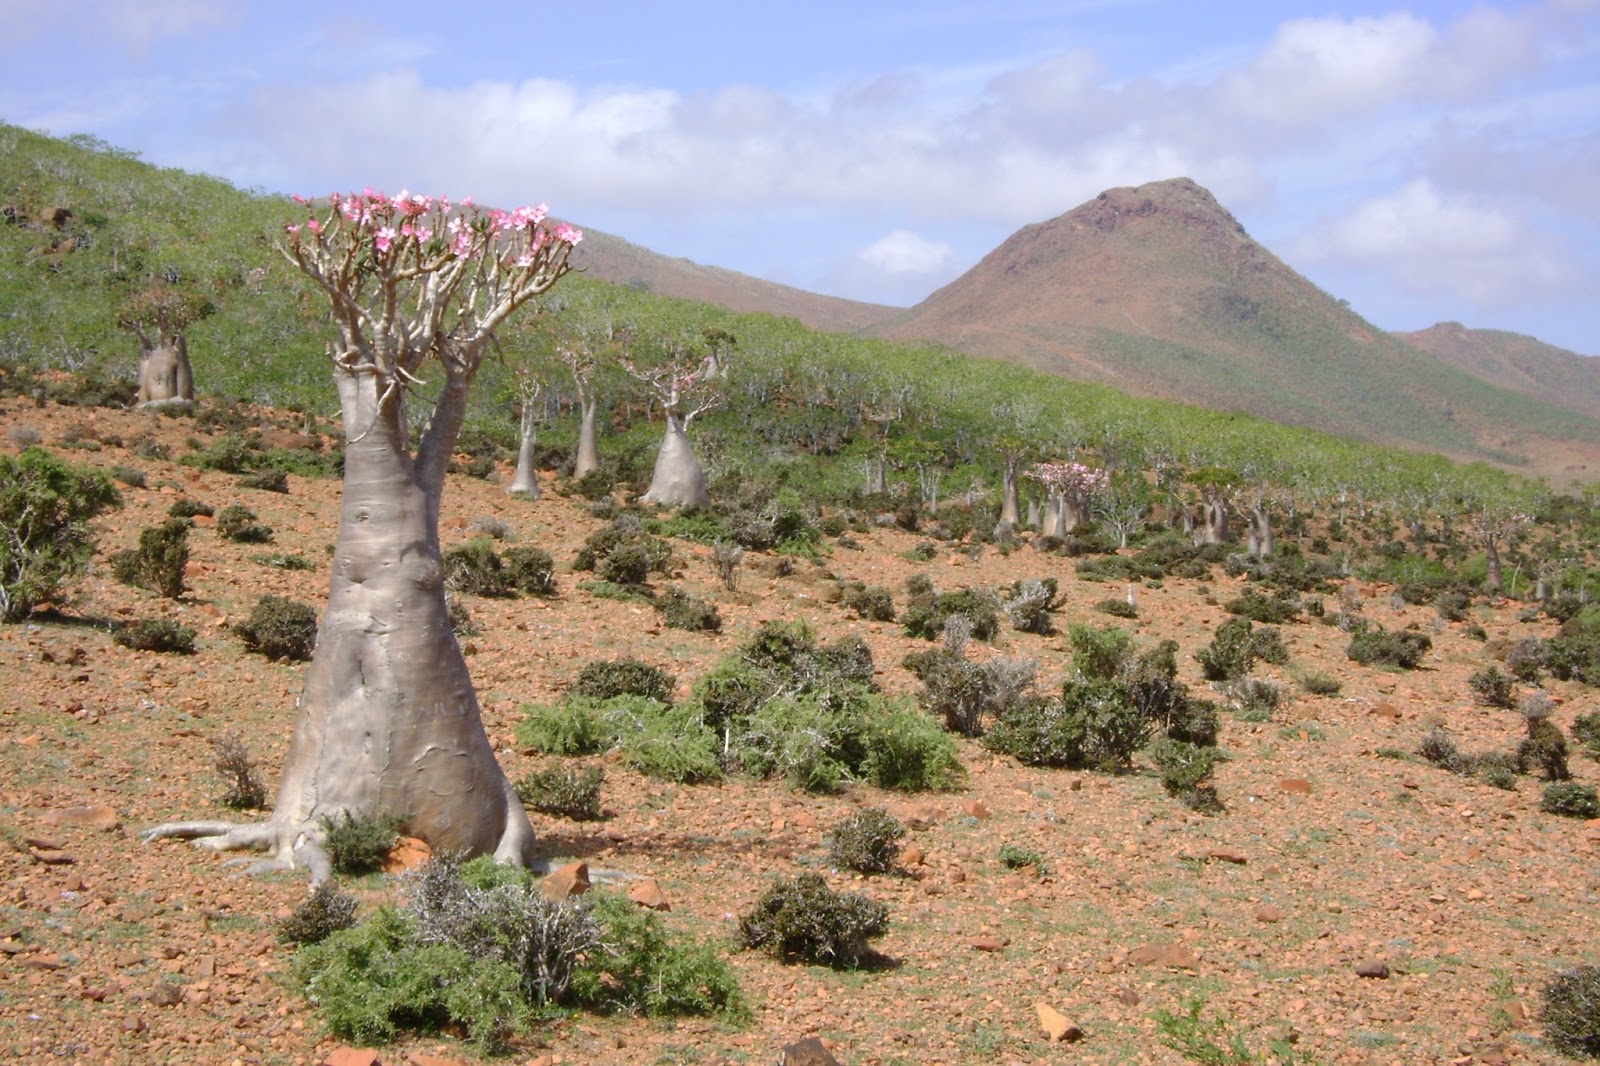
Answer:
[1,395,1597,1066]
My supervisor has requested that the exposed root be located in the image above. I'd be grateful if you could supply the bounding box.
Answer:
[141,818,331,885]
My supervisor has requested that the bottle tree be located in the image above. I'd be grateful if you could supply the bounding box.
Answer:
[624,333,722,508]
[116,283,213,407]
[143,191,581,881]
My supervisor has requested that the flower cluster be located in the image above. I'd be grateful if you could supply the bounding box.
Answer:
[283,188,581,267]
[1027,461,1109,496]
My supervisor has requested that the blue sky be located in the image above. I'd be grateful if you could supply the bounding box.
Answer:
[3,0,1597,354]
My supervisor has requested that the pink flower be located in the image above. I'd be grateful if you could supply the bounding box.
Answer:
[452,232,474,257]
[284,223,301,235]
[515,251,536,268]
[554,223,583,245]
[374,226,397,253]
[459,195,473,208]
[292,194,307,204]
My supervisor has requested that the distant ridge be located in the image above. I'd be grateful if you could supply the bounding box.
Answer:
[1398,322,1600,424]
[868,178,1600,478]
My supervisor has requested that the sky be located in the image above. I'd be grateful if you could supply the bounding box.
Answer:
[2,0,1597,355]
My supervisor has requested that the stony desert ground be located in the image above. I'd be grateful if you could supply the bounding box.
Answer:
[1,394,1597,1065]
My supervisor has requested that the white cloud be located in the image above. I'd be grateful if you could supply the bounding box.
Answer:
[1295,179,1581,308]
[855,230,956,275]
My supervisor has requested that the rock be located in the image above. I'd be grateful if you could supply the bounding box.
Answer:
[29,847,75,866]
[781,1036,841,1066]
[1371,702,1402,720]
[407,1053,469,1066]
[382,836,431,874]
[323,1050,383,1066]
[1036,1002,1084,1043]
[542,861,590,901]
[147,981,183,1007]
[1208,847,1247,864]
[1125,942,1200,970]
[900,845,925,867]
[1114,988,1141,1006]
[628,879,671,911]
[887,802,942,830]
[960,798,991,820]
[1354,959,1390,979]
[39,804,119,831]
[1278,778,1313,795]
[971,935,1006,952]
[1253,904,1286,923]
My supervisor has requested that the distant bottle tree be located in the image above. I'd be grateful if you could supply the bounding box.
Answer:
[116,284,212,407]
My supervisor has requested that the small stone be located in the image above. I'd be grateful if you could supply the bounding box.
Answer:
[1253,904,1286,923]
[147,981,183,1006]
[408,1053,469,1066]
[971,935,1006,952]
[39,804,119,831]
[1354,960,1390,979]
[1125,943,1200,969]
[1372,702,1402,720]
[781,1035,842,1066]
[960,798,991,820]
[541,861,590,901]
[1208,847,1247,864]
[627,879,671,911]
[29,847,75,866]
[1278,778,1313,795]
[900,845,925,867]
[1036,1002,1084,1043]
[1115,988,1141,1006]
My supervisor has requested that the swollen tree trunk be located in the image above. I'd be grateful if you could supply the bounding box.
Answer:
[1249,506,1274,557]
[277,404,533,863]
[998,468,1021,528]
[640,414,709,508]
[573,396,600,479]
[509,399,541,498]
[136,338,194,407]
[1484,537,1504,593]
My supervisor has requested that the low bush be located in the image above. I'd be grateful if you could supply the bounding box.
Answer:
[239,469,289,493]
[571,891,745,1019]
[214,730,268,809]
[859,702,964,792]
[997,842,1050,876]
[215,503,273,543]
[514,698,612,756]
[825,808,905,874]
[1094,596,1138,619]
[320,811,407,876]
[1069,623,1135,681]
[1006,578,1060,634]
[235,595,318,660]
[1215,677,1285,722]
[279,880,358,946]
[738,873,888,968]
[1540,782,1600,819]
[112,618,195,654]
[656,586,721,632]
[1297,670,1343,696]
[1540,964,1600,1058]
[842,583,895,622]
[513,765,604,821]
[608,699,722,784]
[1149,736,1223,814]
[571,658,675,703]
[1224,588,1299,624]
[1197,618,1288,681]
[1517,714,1572,781]
[1572,712,1600,760]
[1347,625,1431,670]
[443,538,513,597]
[903,648,1035,737]
[902,584,1001,642]
[1468,666,1518,709]
[167,497,213,518]
[503,546,557,596]
[110,519,189,599]
[1505,637,1548,683]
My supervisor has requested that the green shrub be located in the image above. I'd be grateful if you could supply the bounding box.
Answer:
[1149,736,1223,814]
[111,464,147,488]
[1094,596,1138,619]
[183,433,260,474]
[1469,666,1518,709]
[291,905,529,1051]
[1224,588,1299,624]
[235,595,318,660]
[609,699,722,783]
[167,497,213,518]
[1518,715,1572,781]
[321,811,406,876]
[573,517,672,579]
[253,551,316,571]
[1007,578,1060,634]
[738,873,888,968]
[842,583,895,622]
[214,730,268,809]
[860,702,965,792]
[513,765,604,821]
[1572,712,1600,760]
[110,518,189,599]
[903,586,1002,642]
[571,657,675,703]
[1540,964,1600,1058]
[215,503,273,543]
[1298,671,1343,696]
[514,698,612,756]
[1196,618,1289,681]
[728,693,863,792]
[1540,782,1600,819]
[997,843,1050,876]
[903,648,1035,737]
[983,694,1092,769]
[112,618,196,654]
[1347,626,1431,669]
[1069,623,1135,681]
[279,880,358,945]
[656,586,721,632]
[503,545,557,596]
[599,542,651,586]
[826,808,905,874]
[1505,638,1548,683]
[573,892,746,1019]
[239,469,289,493]
[1417,727,1470,774]
[443,538,513,597]
[1217,677,1285,722]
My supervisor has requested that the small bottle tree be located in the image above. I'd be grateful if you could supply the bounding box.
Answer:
[116,284,213,407]
[144,190,581,880]
[625,337,722,508]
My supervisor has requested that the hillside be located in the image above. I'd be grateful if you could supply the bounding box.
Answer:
[570,228,897,334]
[871,179,1600,480]
[1399,322,1600,423]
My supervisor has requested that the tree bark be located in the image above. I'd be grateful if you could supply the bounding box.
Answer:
[509,404,540,498]
[136,338,194,407]
[573,396,600,479]
[640,415,709,508]
[998,468,1021,528]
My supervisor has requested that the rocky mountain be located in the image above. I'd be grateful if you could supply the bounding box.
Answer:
[1398,323,1600,424]
[867,178,1599,479]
